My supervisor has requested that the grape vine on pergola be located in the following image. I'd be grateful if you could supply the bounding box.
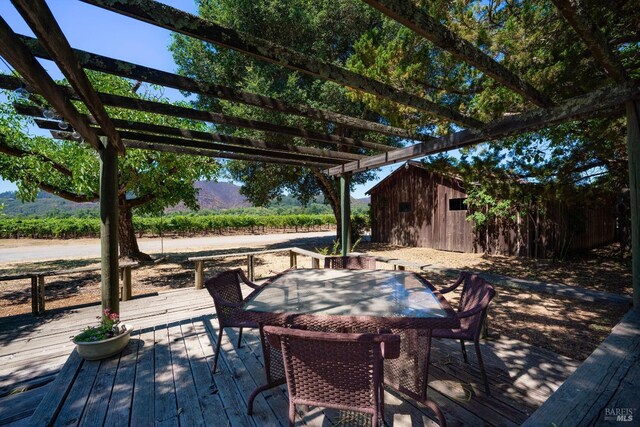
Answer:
[0,0,638,314]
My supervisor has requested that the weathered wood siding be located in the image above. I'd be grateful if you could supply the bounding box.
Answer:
[370,166,474,252]
[370,164,617,257]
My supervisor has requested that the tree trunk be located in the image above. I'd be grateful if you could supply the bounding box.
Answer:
[118,195,152,262]
[313,169,341,240]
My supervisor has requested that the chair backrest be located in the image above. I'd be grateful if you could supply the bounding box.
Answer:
[458,273,496,336]
[324,255,376,269]
[204,269,245,326]
[264,326,400,418]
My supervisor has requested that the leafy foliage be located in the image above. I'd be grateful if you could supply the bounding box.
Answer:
[73,309,125,342]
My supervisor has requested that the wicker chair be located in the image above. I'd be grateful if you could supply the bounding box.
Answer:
[323,255,376,269]
[204,268,263,374]
[263,326,401,427]
[432,272,496,395]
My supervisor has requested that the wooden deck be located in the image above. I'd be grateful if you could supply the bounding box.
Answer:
[0,288,579,426]
[523,308,640,426]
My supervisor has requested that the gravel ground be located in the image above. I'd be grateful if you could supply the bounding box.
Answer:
[0,238,631,361]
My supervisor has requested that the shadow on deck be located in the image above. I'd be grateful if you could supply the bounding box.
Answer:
[0,288,579,426]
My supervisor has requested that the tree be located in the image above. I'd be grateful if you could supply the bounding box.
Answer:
[0,72,220,261]
[170,0,399,238]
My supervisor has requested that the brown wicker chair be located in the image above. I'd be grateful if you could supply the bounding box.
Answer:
[263,326,401,427]
[432,272,496,395]
[324,255,376,269]
[204,268,263,374]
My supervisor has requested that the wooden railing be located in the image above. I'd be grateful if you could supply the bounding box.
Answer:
[0,262,137,315]
[188,247,327,289]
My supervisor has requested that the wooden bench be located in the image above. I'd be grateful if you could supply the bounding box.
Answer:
[0,262,138,316]
[523,308,640,426]
[350,252,434,271]
[188,247,327,289]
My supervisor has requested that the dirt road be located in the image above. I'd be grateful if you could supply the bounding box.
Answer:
[0,231,335,263]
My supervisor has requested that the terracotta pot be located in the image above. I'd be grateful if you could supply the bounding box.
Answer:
[73,324,133,360]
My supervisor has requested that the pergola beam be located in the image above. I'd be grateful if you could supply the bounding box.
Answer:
[326,82,640,175]
[11,0,125,154]
[81,0,483,129]
[93,136,333,169]
[16,35,422,141]
[41,122,350,166]
[0,16,102,151]
[551,0,628,83]
[0,74,391,153]
[93,92,392,152]
[361,0,553,108]
[17,103,363,163]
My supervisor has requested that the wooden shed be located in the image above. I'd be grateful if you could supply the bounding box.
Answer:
[367,162,617,257]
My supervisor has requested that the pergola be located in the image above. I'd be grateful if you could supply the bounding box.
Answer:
[0,0,638,316]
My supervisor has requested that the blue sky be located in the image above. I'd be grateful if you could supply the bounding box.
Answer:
[0,0,400,199]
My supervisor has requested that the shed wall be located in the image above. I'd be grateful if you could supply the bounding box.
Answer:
[369,166,617,257]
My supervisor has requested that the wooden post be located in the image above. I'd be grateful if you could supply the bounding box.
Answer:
[99,138,119,314]
[247,255,255,281]
[340,173,352,256]
[289,250,297,268]
[194,260,204,289]
[120,266,132,301]
[37,275,45,314]
[628,101,640,310]
[30,275,45,315]
[31,276,37,315]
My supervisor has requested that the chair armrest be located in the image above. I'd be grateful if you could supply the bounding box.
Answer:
[236,269,262,290]
[211,291,246,309]
[439,273,465,294]
[381,334,401,360]
[457,287,495,318]
[265,331,282,348]
[456,304,486,319]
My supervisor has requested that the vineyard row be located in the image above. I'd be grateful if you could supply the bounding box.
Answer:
[0,214,371,239]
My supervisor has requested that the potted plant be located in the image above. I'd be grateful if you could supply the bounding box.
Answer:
[72,309,133,360]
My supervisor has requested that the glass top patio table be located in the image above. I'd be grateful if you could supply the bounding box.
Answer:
[241,269,459,330]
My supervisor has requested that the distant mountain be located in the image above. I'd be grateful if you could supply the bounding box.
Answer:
[167,181,250,211]
[0,181,369,216]
[0,191,98,216]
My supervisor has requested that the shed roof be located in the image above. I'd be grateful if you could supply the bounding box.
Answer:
[365,161,464,195]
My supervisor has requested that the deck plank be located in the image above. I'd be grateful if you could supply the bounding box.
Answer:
[103,332,141,427]
[154,325,179,427]
[523,308,640,427]
[179,319,239,427]
[191,319,256,427]
[167,323,207,427]
[0,383,49,425]
[202,316,285,426]
[130,328,155,427]
[78,353,120,427]
[27,350,83,426]
[51,358,99,427]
